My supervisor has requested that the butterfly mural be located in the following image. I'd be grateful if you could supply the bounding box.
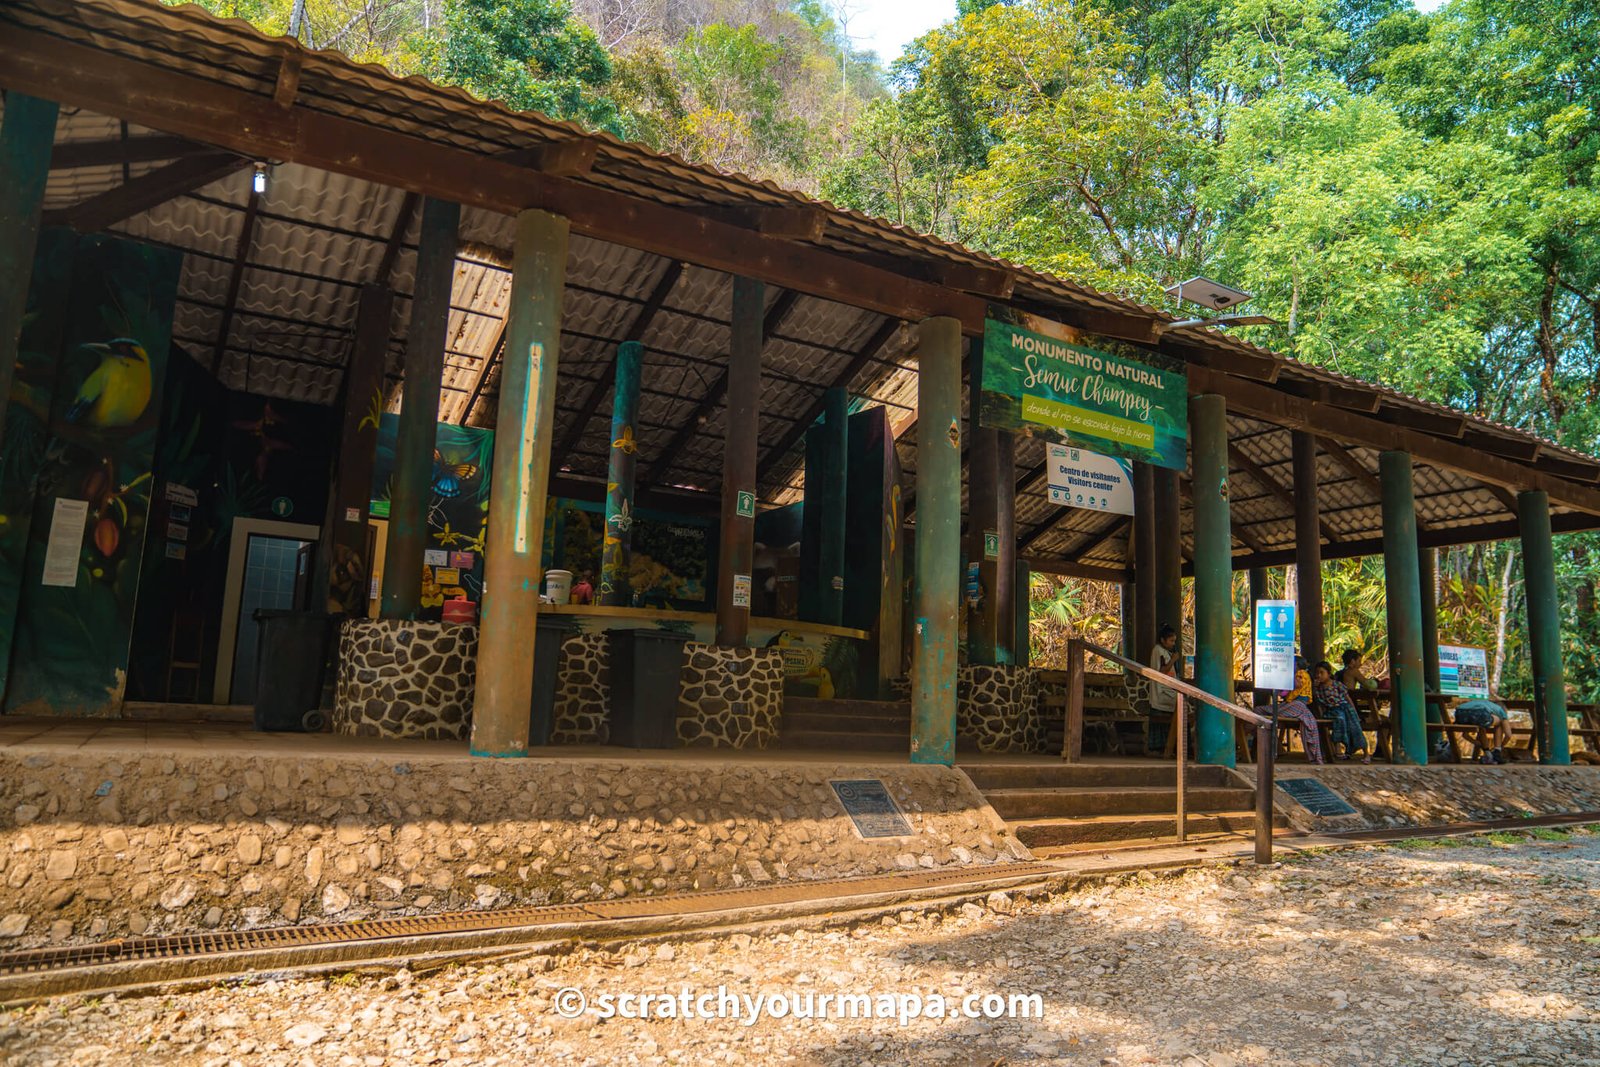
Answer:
[431,448,479,498]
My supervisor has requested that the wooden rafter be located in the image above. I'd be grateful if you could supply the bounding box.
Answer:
[645,287,800,485]
[209,184,263,373]
[755,315,902,484]
[1317,437,1434,533]
[553,259,684,469]
[42,152,248,231]
[1227,442,1342,544]
[373,191,420,287]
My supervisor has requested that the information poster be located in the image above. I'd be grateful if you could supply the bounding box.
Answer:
[980,312,1187,469]
[1253,600,1297,690]
[1439,645,1489,698]
[41,498,89,588]
[1046,444,1134,514]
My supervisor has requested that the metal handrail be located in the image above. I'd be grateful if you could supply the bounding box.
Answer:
[1064,639,1276,864]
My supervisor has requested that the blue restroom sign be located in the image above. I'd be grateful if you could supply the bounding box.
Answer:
[1254,600,1296,690]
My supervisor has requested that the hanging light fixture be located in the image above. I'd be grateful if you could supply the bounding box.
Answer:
[251,162,268,195]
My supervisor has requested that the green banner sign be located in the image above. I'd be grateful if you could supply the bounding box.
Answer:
[980,313,1188,470]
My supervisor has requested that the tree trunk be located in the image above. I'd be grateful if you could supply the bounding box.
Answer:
[1492,547,1518,695]
[1538,260,1565,424]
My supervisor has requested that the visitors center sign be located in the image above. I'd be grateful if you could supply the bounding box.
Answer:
[980,313,1187,470]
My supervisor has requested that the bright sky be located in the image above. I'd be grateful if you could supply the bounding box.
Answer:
[846,0,959,67]
[849,0,1450,67]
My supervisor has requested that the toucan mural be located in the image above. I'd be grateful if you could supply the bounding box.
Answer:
[0,231,181,715]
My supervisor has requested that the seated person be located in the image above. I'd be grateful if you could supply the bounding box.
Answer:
[1451,697,1514,764]
[1253,656,1324,764]
[1147,624,1179,750]
[1312,661,1371,763]
[1338,649,1377,693]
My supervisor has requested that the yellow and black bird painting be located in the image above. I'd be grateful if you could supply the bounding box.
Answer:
[65,338,152,428]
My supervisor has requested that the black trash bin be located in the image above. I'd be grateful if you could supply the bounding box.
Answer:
[253,610,335,732]
[530,613,580,745]
[608,629,690,749]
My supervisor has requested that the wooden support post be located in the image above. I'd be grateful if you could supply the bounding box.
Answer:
[966,421,1000,666]
[716,277,763,647]
[995,431,1017,662]
[815,386,848,627]
[1419,544,1444,744]
[1153,466,1184,648]
[1380,450,1428,764]
[0,93,58,445]
[1132,462,1157,662]
[1248,566,1268,681]
[598,340,642,606]
[912,316,962,765]
[1291,431,1325,665]
[380,196,458,619]
[322,284,393,615]
[471,208,568,758]
[1520,490,1570,764]
[1014,557,1031,668]
[1191,394,1237,766]
[1064,637,1085,762]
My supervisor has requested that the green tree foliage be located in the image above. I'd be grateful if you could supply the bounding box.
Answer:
[415,0,622,134]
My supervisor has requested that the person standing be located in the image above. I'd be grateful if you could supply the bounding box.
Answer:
[1146,624,1180,751]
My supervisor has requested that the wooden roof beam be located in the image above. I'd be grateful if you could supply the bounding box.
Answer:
[931,261,1015,300]
[1188,366,1600,516]
[0,26,984,330]
[706,204,828,241]
[1169,340,1282,383]
[498,138,599,178]
[1069,513,1131,561]
[273,50,302,109]
[373,190,419,287]
[1462,427,1541,463]
[1021,555,1129,584]
[42,152,249,231]
[49,134,210,169]
[1379,401,1465,438]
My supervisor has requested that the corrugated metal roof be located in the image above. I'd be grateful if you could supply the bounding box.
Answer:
[7,0,1599,579]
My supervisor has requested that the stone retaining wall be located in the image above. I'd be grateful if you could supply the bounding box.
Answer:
[334,620,477,739]
[1270,764,1600,833]
[958,664,1043,753]
[0,750,1025,948]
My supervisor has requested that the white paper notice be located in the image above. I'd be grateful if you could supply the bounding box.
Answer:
[732,574,752,609]
[42,498,89,588]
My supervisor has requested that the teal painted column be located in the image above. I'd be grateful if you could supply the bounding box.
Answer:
[381,196,459,619]
[911,316,962,765]
[0,94,59,445]
[1380,451,1428,764]
[1419,545,1444,745]
[1519,490,1571,764]
[1190,394,1236,767]
[816,386,848,626]
[599,340,642,606]
[471,208,569,758]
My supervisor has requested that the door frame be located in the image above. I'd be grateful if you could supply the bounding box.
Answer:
[212,517,322,705]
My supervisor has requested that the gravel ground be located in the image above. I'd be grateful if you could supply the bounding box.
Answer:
[4,828,1599,1066]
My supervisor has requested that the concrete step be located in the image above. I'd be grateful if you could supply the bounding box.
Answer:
[783,709,912,735]
[777,730,908,753]
[985,784,1257,820]
[960,762,1237,792]
[1012,810,1286,848]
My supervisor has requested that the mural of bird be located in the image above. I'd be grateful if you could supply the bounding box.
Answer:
[65,338,152,427]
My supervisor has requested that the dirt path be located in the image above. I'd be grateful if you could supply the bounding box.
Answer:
[5,828,1598,1066]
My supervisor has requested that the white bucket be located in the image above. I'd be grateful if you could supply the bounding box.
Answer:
[544,569,573,605]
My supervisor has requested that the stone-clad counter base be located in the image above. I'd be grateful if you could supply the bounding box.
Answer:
[1269,763,1600,833]
[0,751,1027,947]
[335,620,477,739]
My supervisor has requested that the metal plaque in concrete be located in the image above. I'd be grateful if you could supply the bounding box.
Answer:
[831,779,913,839]
[1278,778,1358,817]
